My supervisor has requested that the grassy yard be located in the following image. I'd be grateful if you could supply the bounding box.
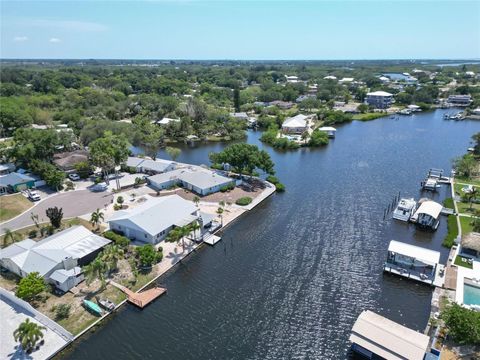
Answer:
[459,216,473,235]
[457,201,480,214]
[0,217,103,248]
[454,255,473,269]
[455,176,480,186]
[352,112,387,121]
[443,215,459,248]
[0,193,33,222]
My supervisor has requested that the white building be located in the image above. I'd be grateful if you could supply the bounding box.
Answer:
[108,195,199,244]
[157,117,181,126]
[148,167,236,196]
[339,77,354,84]
[365,91,394,109]
[285,75,299,83]
[323,75,337,80]
[411,200,442,231]
[0,226,110,292]
[350,310,430,360]
[125,156,176,174]
[281,114,311,134]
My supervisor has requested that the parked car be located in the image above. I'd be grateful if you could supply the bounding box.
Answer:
[28,191,41,201]
[68,173,81,181]
[91,183,108,192]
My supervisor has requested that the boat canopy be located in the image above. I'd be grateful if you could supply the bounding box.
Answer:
[318,126,337,132]
[388,240,440,265]
[415,200,442,219]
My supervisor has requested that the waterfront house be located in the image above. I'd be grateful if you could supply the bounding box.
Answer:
[0,172,36,193]
[281,114,310,134]
[108,195,199,244]
[411,200,442,230]
[349,310,431,360]
[365,91,394,109]
[125,156,176,175]
[460,232,480,259]
[447,94,472,106]
[148,167,236,196]
[384,240,442,286]
[0,226,111,292]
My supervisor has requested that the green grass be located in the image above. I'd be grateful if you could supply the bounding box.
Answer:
[443,215,459,248]
[460,216,474,235]
[455,176,480,186]
[352,113,387,121]
[443,197,454,209]
[454,255,473,269]
[457,201,480,215]
[0,193,33,222]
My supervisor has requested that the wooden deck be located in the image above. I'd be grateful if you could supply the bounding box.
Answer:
[110,281,166,308]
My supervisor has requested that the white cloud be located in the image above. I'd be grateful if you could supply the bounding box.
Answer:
[13,36,28,42]
[29,19,108,32]
[49,37,61,43]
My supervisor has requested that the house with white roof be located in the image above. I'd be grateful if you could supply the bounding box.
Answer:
[157,117,181,126]
[108,195,199,244]
[349,310,431,360]
[285,75,299,83]
[148,167,236,196]
[411,200,442,231]
[281,114,311,134]
[365,91,394,109]
[339,77,354,84]
[125,156,176,174]
[323,75,337,80]
[0,226,111,292]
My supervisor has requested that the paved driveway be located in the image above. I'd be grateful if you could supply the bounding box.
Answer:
[0,190,113,233]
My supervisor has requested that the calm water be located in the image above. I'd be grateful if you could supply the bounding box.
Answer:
[65,110,479,359]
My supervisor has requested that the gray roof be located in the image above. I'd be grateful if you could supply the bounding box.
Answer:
[126,157,145,168]
[126,157,175,173]
[0,226,111,277]
[50,267,82,283]
[179,170,233,190]
[109,195,198,237]
[0,172,35,187]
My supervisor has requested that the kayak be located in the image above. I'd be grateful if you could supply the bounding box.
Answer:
[83,299,103,316]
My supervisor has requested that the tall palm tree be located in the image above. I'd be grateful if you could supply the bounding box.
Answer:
[13,318,45,353]
[90,209,104,231]
[101,244,124,272]
[216,207,224,227]
[179,226,191,249]
[190,221,201,241]
[467,186,478,210]
[83,257,107,290]
[193,196,200,207]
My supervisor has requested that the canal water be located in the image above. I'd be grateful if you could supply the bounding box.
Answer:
[64,110,479,359]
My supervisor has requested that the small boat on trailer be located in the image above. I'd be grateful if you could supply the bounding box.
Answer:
[97,298,116,311]
[83,299,103,316]
[392,198,417,222]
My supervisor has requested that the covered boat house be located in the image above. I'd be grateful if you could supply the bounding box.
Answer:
[384,240,444,286]
[349,310,432,360]
[411,200,442,231]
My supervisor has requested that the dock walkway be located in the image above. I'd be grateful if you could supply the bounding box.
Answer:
[109,281,166,308]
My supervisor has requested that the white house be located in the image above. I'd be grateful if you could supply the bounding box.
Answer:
[148,167,236,196]
[285,75,299,83]
[125,157,176,174]
[157,117,181,126]
[0,226,111,292]
[108,195,199,244]
[281,114,310,134]
[339,77,354,84]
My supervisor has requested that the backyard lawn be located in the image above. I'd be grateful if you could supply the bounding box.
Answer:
[459,216,473,236]
[0,194,33,222]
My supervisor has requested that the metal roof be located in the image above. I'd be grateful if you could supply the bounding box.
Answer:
[0,173,35,186]
[179,170,233,190]
[282,114,308,128]
[367,91,393,97]
[388,240,440,265]
[349,310,429,360]
[415,200,442,219]
[109,195,198,237]
[49,267,82,283]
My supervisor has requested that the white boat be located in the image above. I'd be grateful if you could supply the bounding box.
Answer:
[393,198,417,222]
[422,178,440,191]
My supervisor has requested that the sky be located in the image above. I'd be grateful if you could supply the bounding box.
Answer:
[1,0,479,60]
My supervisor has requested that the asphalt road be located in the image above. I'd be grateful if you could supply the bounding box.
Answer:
[0,190,113,233]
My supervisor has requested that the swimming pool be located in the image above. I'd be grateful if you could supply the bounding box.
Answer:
[464,283,480,306]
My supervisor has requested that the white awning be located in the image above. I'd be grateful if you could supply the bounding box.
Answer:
[388,240,440,265]
[415,200,442,219]
[349,310,429,360]
[174,214,198,227]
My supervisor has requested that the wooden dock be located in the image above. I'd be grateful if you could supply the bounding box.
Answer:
[383,264,445,288]
[204,234,222,246]
[110,281,166,308]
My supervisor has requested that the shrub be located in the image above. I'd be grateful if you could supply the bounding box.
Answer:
[54,304,71,320]
[16,272,46,302]
[116,196,124,205]
[308,130,329,146]
[235,197,253,206]
[28,230,38,238]
[441,302,480,345]
[136,244,158,267]
[103,230,130,248]
[275,183,286,192]
[266,175,279,184]
[65,180,75,191]
[113,204,122,211]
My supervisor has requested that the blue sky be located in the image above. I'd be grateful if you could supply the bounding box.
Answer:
[1,0,479,60]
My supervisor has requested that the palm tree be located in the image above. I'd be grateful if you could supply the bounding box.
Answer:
[193,196,200,207]
[90,209,104,231]
[216,207,224,227]
[30,212,39,228]
[101,244,124,272]
[13,318,45,353]
[179,226,191,249]
[83,257,107,290]
[190,221,201,241]
[467,186,478,211]
[3,228,20,246]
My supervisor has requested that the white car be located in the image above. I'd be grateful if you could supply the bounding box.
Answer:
[68,173,81,181]
[28,191,41,201]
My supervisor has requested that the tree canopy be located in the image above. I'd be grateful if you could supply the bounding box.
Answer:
[209,143,275,175]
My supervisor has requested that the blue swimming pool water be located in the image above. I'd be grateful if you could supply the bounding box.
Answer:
[464,284,480,306]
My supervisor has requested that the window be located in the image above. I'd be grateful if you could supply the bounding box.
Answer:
[144,234,147,238]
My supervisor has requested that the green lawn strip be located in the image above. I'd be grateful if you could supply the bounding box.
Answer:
[0,194,33,222]
[455,176,480,187]
[459,216,473,235]
[443,215,459,248]
[352,113,387,121]
[443,197,454,209]
[454,255,473,269]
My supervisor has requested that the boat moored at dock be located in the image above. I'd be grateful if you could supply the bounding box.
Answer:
[392,198,417,222]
